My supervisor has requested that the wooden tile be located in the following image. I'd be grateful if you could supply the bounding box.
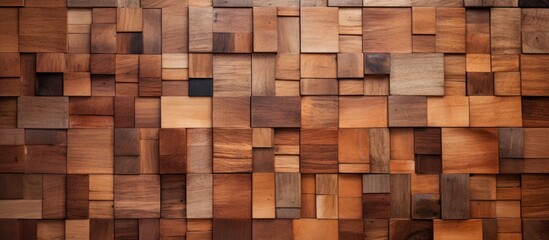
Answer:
[161,175,186,218]
[521,54,549,96]
[18,97,69,129]
[436,8,465,53]
[213,54,251,96]
[42,175,66,219]
[390,220,433,239]
[212,8,252,53]
[469,96,522,127]
[441,174,470,219]
[301,128,338,173]
[338,53,364,78]
[300,54,336,79]
[339,128,369,164]
[388,96,427,127]
[363,8,412,53]
[159,129,187,174]
[442,128,498,174]
[114,175,160,218]
[67,129,113,174]
[369,128,390,173]
[253,7,277,52]
[339,96,387,128]
[162,7,188,53]
[427,96,469,127]
[143,8,162,54]
[466,9,490,54]
[251,96,301,128]
[213,128,252,173]
[161,96,212,128]
[253,173,276,218]
[253,219,293,240]
[293,219,338,240]
[213,174,251,218]
[213,97,250,128]
[66,175,89,219]
[522,9,549,53]
[434,219,482,240]
[301,7,338,53]
[117,8,142,32]
[362,193,390,218]
[19,8,67,52]
[390,53,444,96]
[0,8,18,52]
[189,7,213,52]
[91,24,117,53]
[467,72,493,96]
[494,72,521,96]
[413,7,435,34]
[523,97,549,127]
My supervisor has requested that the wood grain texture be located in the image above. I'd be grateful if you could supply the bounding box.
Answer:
[491,9,521,53]
[363,8,411,53]
[301,7,338,53]
[436,8,466,53]
[251,96,301,128]
[442,128,498,174]
[390,53,444,96]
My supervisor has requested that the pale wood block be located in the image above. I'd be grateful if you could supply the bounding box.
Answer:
[390,53,444,96]
[300,54,337,78]
[470,175,496,200]
[469,96,522,127]
[189,7,213,52]
[162,7,188,53]
[276,54,300,80]
[339,35,363,53]
[442,128,499,174]
[162,53,188,69]
[186,174,213,218]
[434,220,482,240]
[253,173,276,218]
[252,53,276,96]
[66,219,89,240]
[316,195,338,219]
[117,8,142,32]
[189,53,213,78]
[427,96,469,127]
[338,8,362,35]
[68,129,114,174]
[274,155,300,173]
[213,54,251,96]
[363,0,411,6]
[339,96,387,128]
[301,7,338,53]
[253,7,278,52]
[253,128,274,148]
[466,54,491,72]
[0,200,42,219]
[277,16,299,54]
[89,175,113,201]
[161,96,212,128]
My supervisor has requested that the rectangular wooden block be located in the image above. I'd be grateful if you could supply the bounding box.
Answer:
[363,8,412,53]
[19,8,67,52]
[390,53,444,96]
[91,24,117,53]
[143,8,162,54]
[415,128,442,154]
[161,175,186,218]
[161,96,212,128]
[0,8,18,52]
[18,97,69,129]
[254,7,277,52]
[162,7,188,53]
[469,96,522,127]
[413,7,435,34]
[301,128,338,173]
[338,53,364,78]
[251,96,301,128]
[301,7,338,53]
[213,97,250,128]
[114,175,160,218]
[117,8,142,32]
[427,96,469,127]
[213,54,251,96]
[339,96,387,128]
[442,128,498,174]
[441,174,470,219]
[388,96,427,127]
[66,175,89,219]
[434,219,482,240]
[300,54,337,79]
[436,8,465,53]
[187,174,213,218]
[213,128,252,173]
[522,54,549,96]
[67,129,113,174]
[214,174,251,219]
[253,173,276,218]
[159,128,187,174]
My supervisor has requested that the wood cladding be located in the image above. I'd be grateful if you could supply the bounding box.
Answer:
[0,1,547,239]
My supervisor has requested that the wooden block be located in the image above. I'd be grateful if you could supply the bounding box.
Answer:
[275,54,299,80]
[42,175,66,219]
[253,219,293,240]
[187,174,213,218]
[363,219,389,240]
[339,96,387,128]
[66,220,89,240]
[19,8,67,52]
[275,173,301,208]
[301,7,338,53]
[434,220,482,240]
[90,54,115,74]
[115,54,138,83]
[161,175,186,218]
[162,7,188,53]
[212,8,252,53]
[65,54,90,72]
[93,8,116,23]
[189,79,213,96]
[444,54,466,96]
[0,200,42,218]
[469,175,496,200]
[300,54,337,78]
[114,220,138,240]
[338,79,363,96]
[522,54,549,96]
[161,96,212,128]
[251,96,300,128]
[466,54,491,72]
[388,96,427,127]
[64,72,91,96]
[159,129,186,174]
[0,8,18,52]
[301,96,338,128]
[116,33,143,54]
[188,7,213,52]
[436,8,465,53]
[300,129,338,173]
[69,96,114,115]
[524,128,549,158]
[364,53,390,75]
[213,54,251,96]
[522,9,549,53]
[253,173,276,218]
[523,97,549,127]
[415,154,441,174]
[66,175,89,219]
[338,53,363,78]
[494,72,521,96]
[469,96,522,127]
[338,128,369,164]
[251,53,275,96]
[524,219,549,240]
[427,96,469,127]
[18,97,69,129]
[523,174,549,218]
[35,73,63,96]
[467,72,493,96]
[37,220,65,239]
[160,219,186,238]
[293,219,338,240]
[339,35,363,53]
[253,128,274,148]
[67,129,113,174]
[277,16,299,54]
[117,8,142,32]
[363,8,412,53]
[114,96,134,128]
[0,129,24,145]
[0,145,24,173]
[253,7,277,52]
[390,220,433,239]
[412,193,440,219]
[213,97,250,128]
[390,53,444,96]
[362,174,390,193]
[36,53,65,73]
[213,174,251,218]
[213,128,252,173]
[362,193,390,218]
[0,174,23,199]
[414,128,440,155]
[390,174,411,218]
[213,219,251,240]
[389,128,414,161]
[369,128,390,173]
[442,128,498,173]
[91,24,117,53]
[189,54,213,78]
[89,219,114,240]
[466,9,490,54]
[489,8,521,54]
[143,9,162,54]
[187,128,213,174]
[114,175,160,218]
[338,8,362,35]
[441,174,470,219]
[413,34,436,53]
[254,148,275,172]
[413,7,435,34]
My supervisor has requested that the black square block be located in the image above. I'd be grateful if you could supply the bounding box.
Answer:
[188,79,213,97]
[36,73,63,96]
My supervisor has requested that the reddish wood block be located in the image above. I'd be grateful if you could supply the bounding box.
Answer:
[19,8,67,52]
[91,24,117,53]
[390,220,433,239]
[0,8,18,52]
[115,220,138,239]
[213,174,252,219]
[251,96,301,128]
[90,219,114,240]
[213,128,252,173]
[363,8,412,53]
[0,53,20,77]
[42,174,66,219]
[36,53,65,73]
[66,175,89,219]
[523,97,549,127]
[67,129,113,174]
[213,219,252,240]
[159,128,187,174]
[143,8,162,54]
[114,96,135,128]
[114,175,160,218]
[436,8,465,53]
[301,128,338,173]
[362,194,391,219]
[253,219,292,240]
[69,96,114,116]
[90,54,115,74]
[161,175,186,218]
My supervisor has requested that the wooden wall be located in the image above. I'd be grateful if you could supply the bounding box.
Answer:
[0,0,548,239]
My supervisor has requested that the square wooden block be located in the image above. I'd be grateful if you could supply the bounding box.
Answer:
[114,175,160,218]
[388,96,427,127]
[442,128,498,174]
[213,97,250,128]
[301,96,338,128]
[213,128,252,173]
[161,96,212,128]
[19,7,67,52]
[68,128,113,174]
[390,53,444,96]
[339,96,387,128]
[213,174,251,219]
[301,7,339,53]
[363,8,412,53]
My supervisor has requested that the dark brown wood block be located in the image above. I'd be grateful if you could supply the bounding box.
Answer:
[522,97,549,127]
[36,73,63,96]
[362,194,391,219]
[0,219,18,239]
[114,96,135,128]
[251,96,301,128]
[253,148,274,173]
[412,193,441,219]
[390,174,411,218]
[115,128,140,156]
[390,220,433,239]
[20,220,37,240]
[0,174,23,199]
[467,72,494,96]
[161,175,186,218]
[139,219,160,240]
[213,174,251,219]
[441,174,470,219]
[66,174,89,219]
[91,24,117,53]
[213,219,252,240]
[520,0,549,7]
[25,145,67,174]
[363,219,388,240]
[91,54,116,74]
[139,78,162,97]
[338,220,363,240]
[522,174,549,218]
[19,8,67,52]
[499,128,523,158]
[523,219,549,240]
[42,174,66,219]
[115,219,138,240]
[91,75,116,96]
[117,33,143,54]
[0,53,20,77]
[414,128,441,155]
[369,128,390,173]
[388,96,427,127]
[0,145,25,173]
[159,128,186,174]
[300,128,338,173]
[90,219,114,240]
[252,219,292,240]
[364,53,390,74]
[115,156,140,175]
[415,154,442,174]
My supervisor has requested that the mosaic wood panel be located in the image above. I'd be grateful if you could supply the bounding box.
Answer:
[0,0,548,239]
